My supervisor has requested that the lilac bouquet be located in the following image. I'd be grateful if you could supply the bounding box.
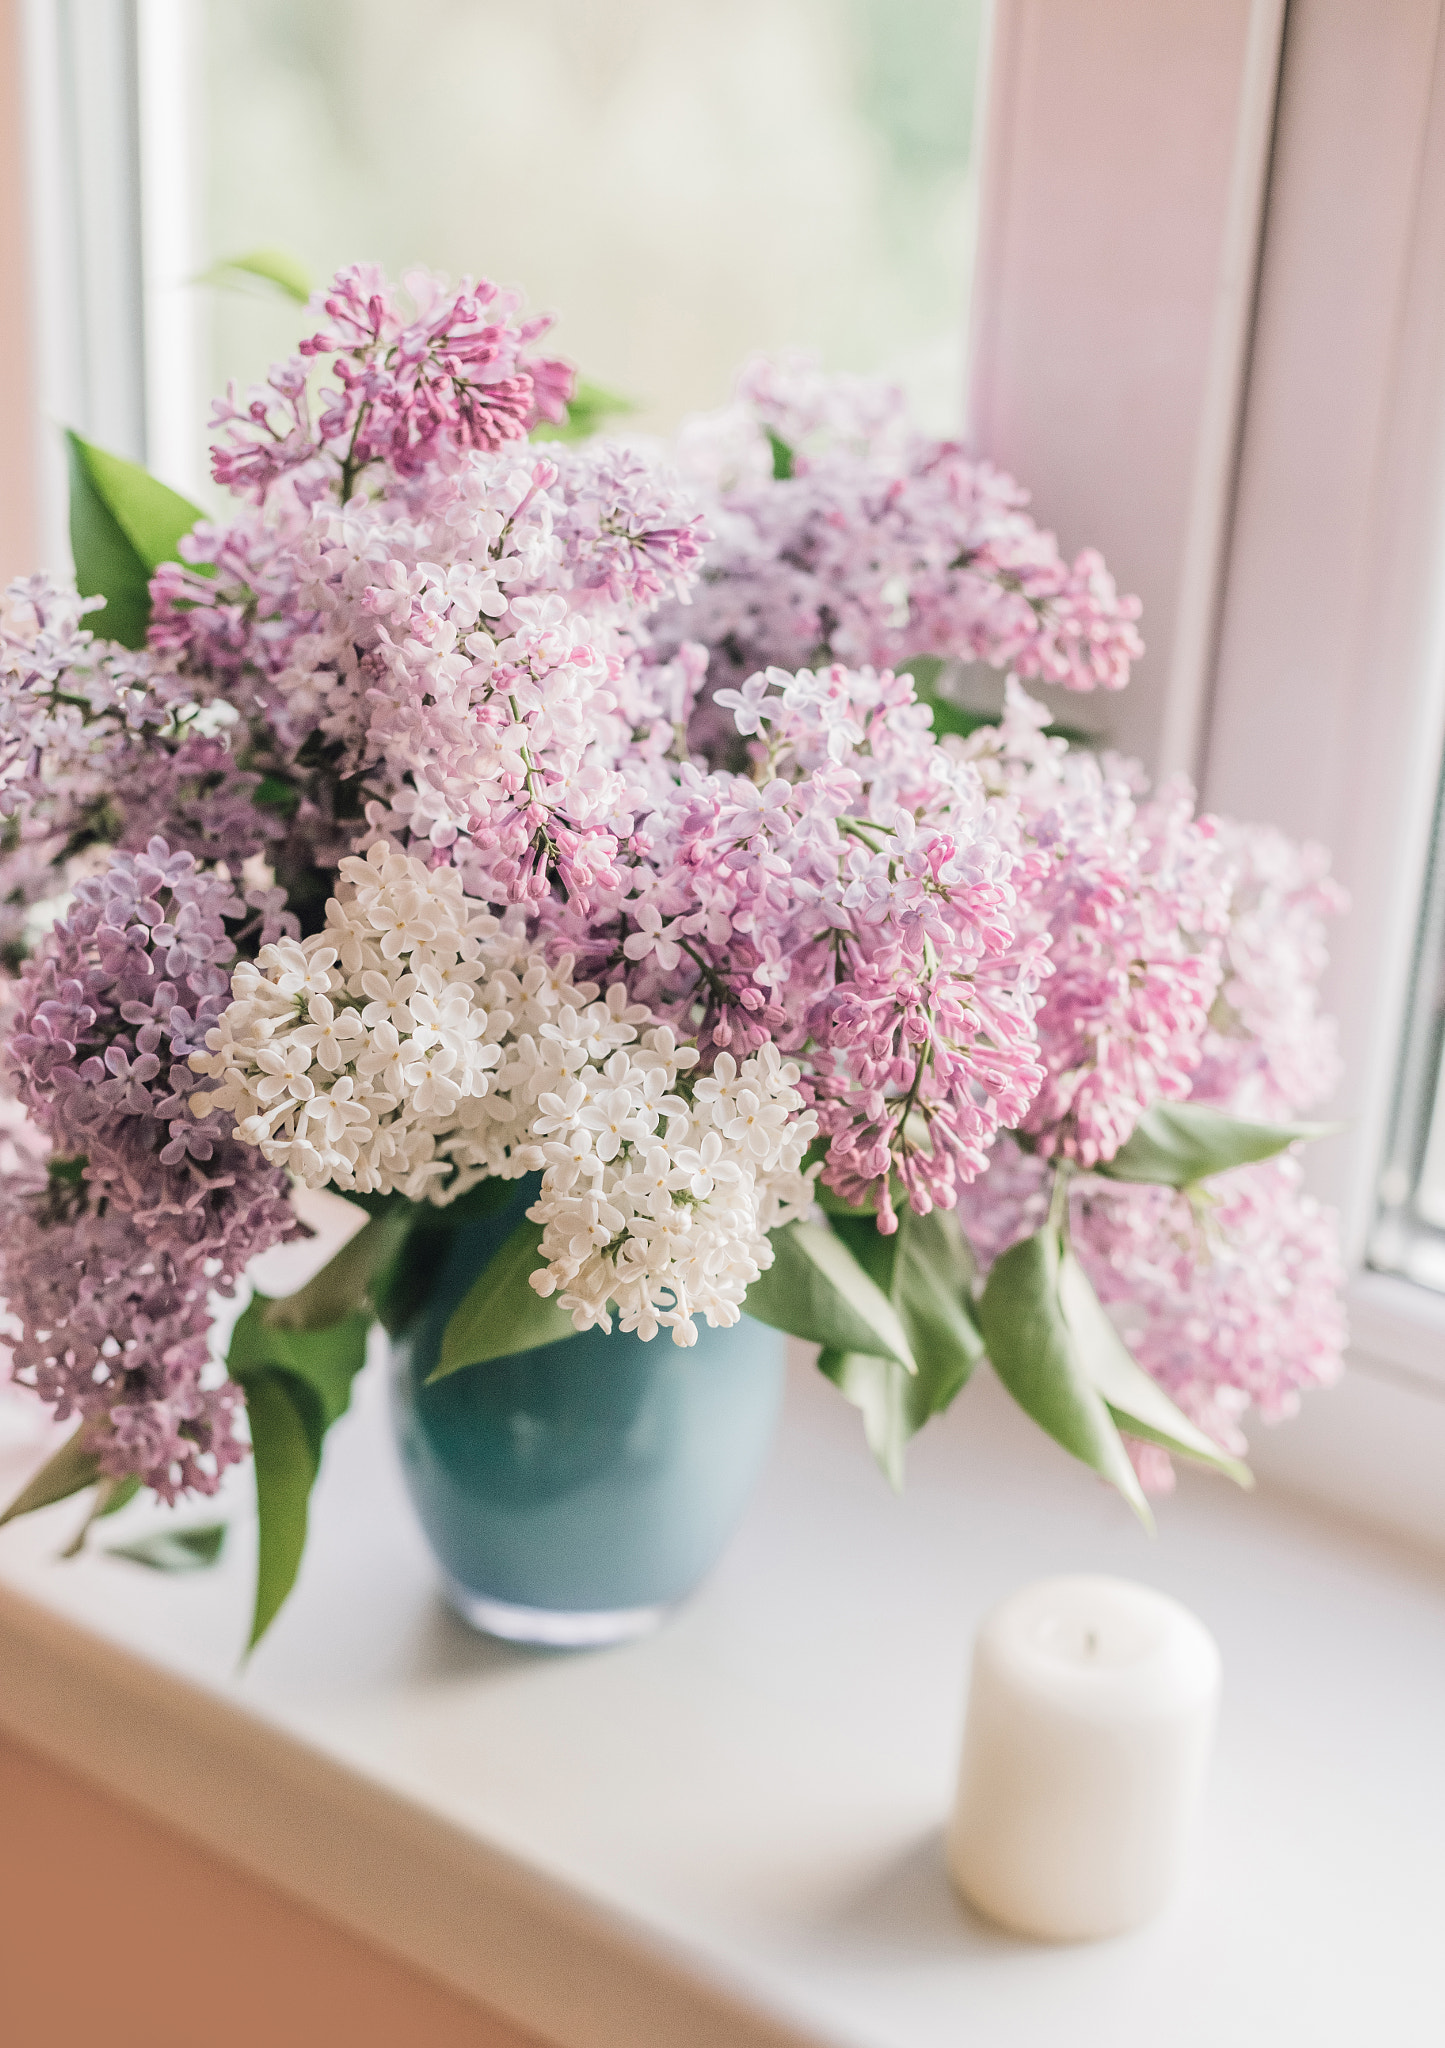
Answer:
[0,268,1345,1639]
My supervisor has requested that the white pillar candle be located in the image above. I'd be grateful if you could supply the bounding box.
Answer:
[946,1575,1220,1941]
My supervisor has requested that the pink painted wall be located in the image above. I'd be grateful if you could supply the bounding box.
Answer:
[0,1732,546,2048]
[0,0,37,577]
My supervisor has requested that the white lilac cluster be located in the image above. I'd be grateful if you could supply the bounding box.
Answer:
[191,841,816,1342]
[190,842,514,1198]
[528,1039,817,1344]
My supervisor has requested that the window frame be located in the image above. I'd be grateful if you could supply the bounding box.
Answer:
[1200,0,1445,1430]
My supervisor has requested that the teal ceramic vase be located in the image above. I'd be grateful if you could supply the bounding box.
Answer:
[388,1186,787,1646]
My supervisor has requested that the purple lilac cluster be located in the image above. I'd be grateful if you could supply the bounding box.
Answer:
[0,577,275,958]
[1,842,299,1500]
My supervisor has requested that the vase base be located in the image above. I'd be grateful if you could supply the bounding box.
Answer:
[443,1578,669,1648]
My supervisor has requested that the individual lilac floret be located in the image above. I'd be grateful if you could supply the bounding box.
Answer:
[0,840,299,1501]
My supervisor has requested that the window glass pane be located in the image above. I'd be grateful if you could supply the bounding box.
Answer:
[181,0,987,491]
[1371,764,1445,1290]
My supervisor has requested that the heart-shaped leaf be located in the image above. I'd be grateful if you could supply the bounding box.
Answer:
[1056,1249,1252,1487]
[1097,1102,1337,1188]
[977,1226,1150,1523]
[107,1523,227,1572]
[745,1220,917,1371]
[66,431,204,649]
[432,1215,582,1381]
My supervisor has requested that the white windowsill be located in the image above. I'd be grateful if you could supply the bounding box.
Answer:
[0,1323,1440,2048]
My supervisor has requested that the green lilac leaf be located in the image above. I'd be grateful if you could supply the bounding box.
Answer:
[745,1220,917,1371]
[225,1294,373,1647]
[976,1226,1150,1523]
[814,1181,878,1218]
[242,1372,323,1650]
[252,773,301,817]
[370,1182,522,1337]
[1056,1248,1252,1487]
[0,1428,101,1526]
[199,247,313,303]
[532,378,637,444]
[829,1212,899,1294]
[66,430,204,649]
[432,1216,582,1381]
[817,1349,918,1490]
[1097,1101,1337,1189]
[891,1206,983,1389]
[262,1209,413,1334]
[415,1177,522,1228]
[371,1230,438,1338]
[107,1523,227,1572]
[228,1292,371,1432]
[95,1474,143,1519]
[902,658,999,741]
[765,428,795,480]
[822,1207,982,1485]
[902,658,1094,747]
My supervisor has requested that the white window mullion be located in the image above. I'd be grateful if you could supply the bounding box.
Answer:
[1203,0,1445,1271]
[964,0,1286,780]
[20,0,149,571]
[135,0,204,501]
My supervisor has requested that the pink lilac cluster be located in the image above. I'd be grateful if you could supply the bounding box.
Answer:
[955,702,1347,1487]
[209,264,573,503]
[647,352,1144,764]
[544,660,1050,1223]
[966,682,1232,1168]
[1192,818,1346,1119]
[154,449,708,919]
[0,842,299,1499]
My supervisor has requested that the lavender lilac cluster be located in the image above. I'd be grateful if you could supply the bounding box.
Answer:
[1,843,298,1499]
